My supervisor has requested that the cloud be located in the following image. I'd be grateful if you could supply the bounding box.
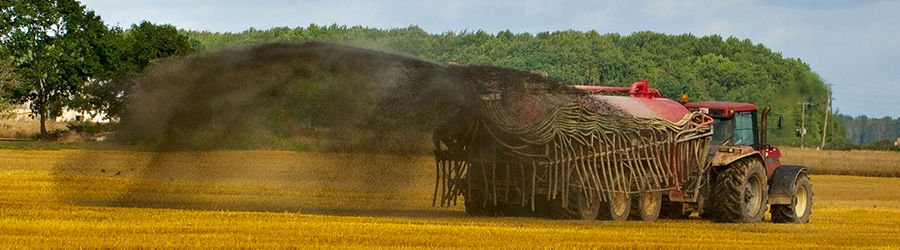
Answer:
[442,0,464,21]
[571,6,614,30]
[303,1,383,27]
[642,0,741,18]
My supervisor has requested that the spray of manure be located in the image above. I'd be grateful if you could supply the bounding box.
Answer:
[52,42,602,216]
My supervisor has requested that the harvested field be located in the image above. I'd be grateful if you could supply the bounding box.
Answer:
[781,147,900,177]
[1,149,899,248]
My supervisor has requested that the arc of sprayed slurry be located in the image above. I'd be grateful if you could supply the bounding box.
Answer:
[432,71,713,212]
[59,42,706,214]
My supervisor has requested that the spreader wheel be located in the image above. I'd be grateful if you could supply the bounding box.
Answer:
[629,191,661,221]
[597,190,631,221]
[550,176,601,220]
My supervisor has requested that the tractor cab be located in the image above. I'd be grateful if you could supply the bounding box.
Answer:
[681,101,811,223]
[684,101,782,177]
[684,101,760,147]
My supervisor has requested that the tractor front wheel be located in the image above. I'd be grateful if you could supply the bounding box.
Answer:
[771,173,813,223]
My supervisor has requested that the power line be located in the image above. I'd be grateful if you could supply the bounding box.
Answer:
[798,102,811,149]
[821,84,832,149]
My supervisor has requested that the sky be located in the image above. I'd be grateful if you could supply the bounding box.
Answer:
[78,0,900,118]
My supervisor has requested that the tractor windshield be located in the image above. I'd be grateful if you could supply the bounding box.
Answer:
[733,112,756,146]
[710,111,756,146]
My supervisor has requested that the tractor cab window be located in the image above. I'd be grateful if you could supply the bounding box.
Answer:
[710,111,757,146]
[733,112,756,146]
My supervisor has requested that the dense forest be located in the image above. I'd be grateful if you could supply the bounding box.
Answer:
[184,24,842,148]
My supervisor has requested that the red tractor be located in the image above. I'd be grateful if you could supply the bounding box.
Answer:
[433,77,812,223]
[571,81,812,223]
[680,101,812,223]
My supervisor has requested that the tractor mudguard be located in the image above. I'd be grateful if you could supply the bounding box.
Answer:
[767,165,808,205]
[711,145,763,167]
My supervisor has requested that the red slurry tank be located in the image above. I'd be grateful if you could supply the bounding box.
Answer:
[573,80,689,123]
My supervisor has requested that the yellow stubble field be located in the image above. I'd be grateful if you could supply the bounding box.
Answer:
[0,149,899,248]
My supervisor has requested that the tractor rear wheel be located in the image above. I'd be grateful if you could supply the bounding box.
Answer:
[709,158,768,223]
[771,173,812,223]
[629,191,661,221]
[597,190,631,221]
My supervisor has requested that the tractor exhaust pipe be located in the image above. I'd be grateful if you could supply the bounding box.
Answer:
[760,106,770,148]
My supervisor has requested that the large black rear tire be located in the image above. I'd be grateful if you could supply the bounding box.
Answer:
[771,173,812,223]
[709,158,768,223]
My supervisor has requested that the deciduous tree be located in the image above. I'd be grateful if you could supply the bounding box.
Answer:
[85,21,194,119]
[0,0,114,137]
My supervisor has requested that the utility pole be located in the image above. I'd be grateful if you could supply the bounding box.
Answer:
[820,84,832,149]
[798,102,811,149]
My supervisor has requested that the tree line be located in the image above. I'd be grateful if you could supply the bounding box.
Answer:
[1,2,851,148]
[837,114,900,150]
[185,24,842,148]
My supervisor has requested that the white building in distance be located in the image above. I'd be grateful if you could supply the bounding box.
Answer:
[13,102,110,123]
